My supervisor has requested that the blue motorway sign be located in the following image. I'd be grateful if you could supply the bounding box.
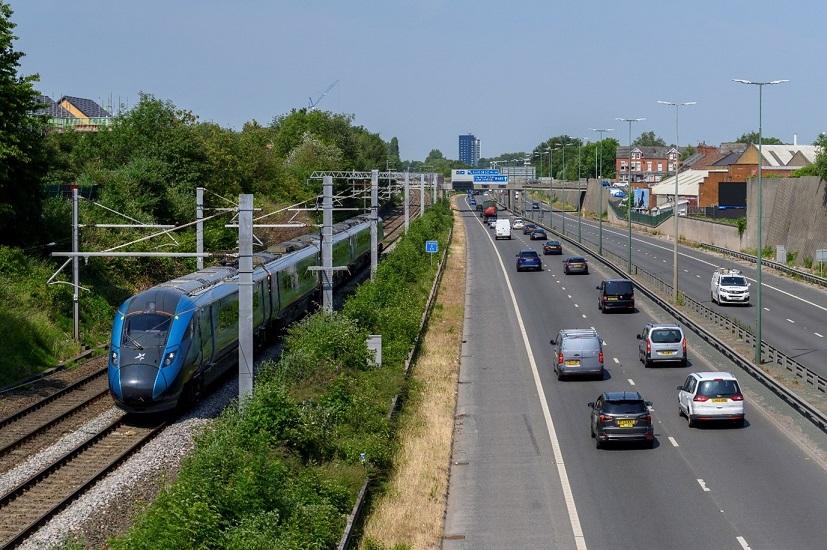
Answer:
[454,169,501,175]
[473,175,509,183]
[425,240,439,254]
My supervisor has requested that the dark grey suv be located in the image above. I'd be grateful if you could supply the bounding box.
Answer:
[589,391,654,449]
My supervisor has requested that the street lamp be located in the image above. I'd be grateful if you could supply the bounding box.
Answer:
[550,145,562,229]
[591,128,614,255]
[657,100,696,303]
[733,78,789,365]
[616,117,646,273]
[578,138,588,243]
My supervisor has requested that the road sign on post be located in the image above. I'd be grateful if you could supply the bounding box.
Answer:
[816,249,827,277]
[425,240,438,254]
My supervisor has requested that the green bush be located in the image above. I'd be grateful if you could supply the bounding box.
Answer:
[111,200,453,549]
[803,256,814,269]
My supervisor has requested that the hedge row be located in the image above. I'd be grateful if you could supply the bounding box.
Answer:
[110,199,453,549]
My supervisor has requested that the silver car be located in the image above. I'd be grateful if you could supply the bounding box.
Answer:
[637,323,687,368]
[550,329,605,380]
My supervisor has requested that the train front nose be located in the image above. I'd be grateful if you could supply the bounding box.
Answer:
[119,363,159,405]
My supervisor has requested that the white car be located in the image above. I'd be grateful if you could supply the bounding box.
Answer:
[710,268,750,305]
[513,219,525,230]
[677,372,744,427]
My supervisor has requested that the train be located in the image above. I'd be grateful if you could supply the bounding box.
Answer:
[108,216,383,413]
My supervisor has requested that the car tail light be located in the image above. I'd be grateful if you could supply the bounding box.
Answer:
[557,352,564,365]
[693,394,709,402]
[641,414,652,423]
[599,414,611,424]
[598,351,604,364]
[645,339,651,354]
[731,393,744,401]
[681,337,687,354]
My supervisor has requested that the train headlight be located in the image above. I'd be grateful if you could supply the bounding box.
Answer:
[163,351,177,367]
[110,351,119,367]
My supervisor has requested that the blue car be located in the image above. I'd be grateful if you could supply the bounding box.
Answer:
[516,250,543,272]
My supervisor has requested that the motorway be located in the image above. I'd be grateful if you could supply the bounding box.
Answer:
[443,197,827,549]
[517,198,827,379]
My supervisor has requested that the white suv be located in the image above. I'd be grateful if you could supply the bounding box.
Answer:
[677,372,745,427]
[710,268,750,305]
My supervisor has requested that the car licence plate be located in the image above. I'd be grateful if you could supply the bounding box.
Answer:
[617,419,636,428]
[607,296,617,301]
[565,360,580,367]
[660,351,675,356]
[712,398,727,403]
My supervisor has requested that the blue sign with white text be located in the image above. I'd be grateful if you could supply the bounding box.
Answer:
[425,240,439,254]
[473,175,509,182]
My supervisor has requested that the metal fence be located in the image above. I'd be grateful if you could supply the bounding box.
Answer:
[608,199,672,227]
[698,243,827,289]
[687,206,745,220]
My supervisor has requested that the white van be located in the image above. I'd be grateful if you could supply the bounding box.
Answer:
[710,268,750,305]
[495,219,511,240]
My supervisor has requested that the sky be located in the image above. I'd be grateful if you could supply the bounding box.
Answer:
[11,0,827,161]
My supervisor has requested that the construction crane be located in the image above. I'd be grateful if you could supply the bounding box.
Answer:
[308,80,339,111]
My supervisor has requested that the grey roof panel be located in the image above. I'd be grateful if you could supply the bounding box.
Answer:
[60,96,111,117]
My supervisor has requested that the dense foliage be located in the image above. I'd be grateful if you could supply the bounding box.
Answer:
[110,201,453,549]
[531,135,619,180]
[633,131,667,147]
[735,131,783,145]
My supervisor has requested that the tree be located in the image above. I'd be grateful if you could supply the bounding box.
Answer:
[735,131,783,145]
[0,1,48,245]
[387,136,400,167]
[425,149,445,164]
[633,131,666,147]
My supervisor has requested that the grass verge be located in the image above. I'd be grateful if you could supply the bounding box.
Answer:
[108,200,453,549]
[359,200,466,550]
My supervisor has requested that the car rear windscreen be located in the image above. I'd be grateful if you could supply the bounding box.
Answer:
[651,329,682,343]
[562,337,600,352]
[605,281,633,294]
[698,379,740,397]
[604,400,647,414]
[520,251,538,258]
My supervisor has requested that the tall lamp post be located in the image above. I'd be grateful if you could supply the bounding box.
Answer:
[591,128,614,255]
[733,78,789,365]
[657,100,696,303]
[578,138,587,243]
[616,117,646,273]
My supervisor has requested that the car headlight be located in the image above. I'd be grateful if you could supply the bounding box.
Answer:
[163,351,177,367]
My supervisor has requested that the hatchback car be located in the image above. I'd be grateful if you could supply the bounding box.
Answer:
[530,229,548,240]
[543,240,562,255]
[597,278,635,312]
[487,218,497,228]
[563,256,588,274]
[677,372,744,427]
[637,323,687,367]
[513,219,525,230]
[516,250,543,272]
[522,223,537,235]
[550,328,604,380]
[589,391,654,448]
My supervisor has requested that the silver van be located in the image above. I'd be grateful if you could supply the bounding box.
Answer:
[550,329,604,380]
[637,323,687,368]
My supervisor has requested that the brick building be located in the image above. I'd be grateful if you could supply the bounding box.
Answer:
[615,146,678,183]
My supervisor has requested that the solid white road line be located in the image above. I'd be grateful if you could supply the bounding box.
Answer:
[471,209,588,550]
[736,536,752,550]
[627,378,636,386]
[668,436,679,447]
[697,479,711,492]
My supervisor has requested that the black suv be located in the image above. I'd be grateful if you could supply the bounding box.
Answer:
[589,391,654,448]
[597,278,635,312]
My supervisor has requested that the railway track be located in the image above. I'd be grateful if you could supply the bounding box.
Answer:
[0,415,164,549]
[0,368,110,465]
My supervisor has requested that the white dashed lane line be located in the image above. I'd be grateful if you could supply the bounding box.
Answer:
[581,314,587,319]
[612,357,619,364]
[627,378,636,386]
[787,318,795,324]
[737,536,752,550]
[816,332,824,338]
[697,479,711,492]
[668,437,679,447]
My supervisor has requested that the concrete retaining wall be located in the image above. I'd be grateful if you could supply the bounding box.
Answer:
[747,176,827,262]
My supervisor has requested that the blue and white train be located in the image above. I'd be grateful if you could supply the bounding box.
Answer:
[108,216,382,413]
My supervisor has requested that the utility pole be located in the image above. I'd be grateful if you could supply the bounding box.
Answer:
[432,173,437,204]
[238,193,254,404]
[370,170,379,280]
[420,174,425,217]
[196,187,204,270]
[591,128,614,255]
[616,117,646,273]
[71,184,80,342]
[404,171,410,232]
[321,176,333,311]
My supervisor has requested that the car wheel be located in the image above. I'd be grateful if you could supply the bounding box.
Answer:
[678,405,684,418]
[590,426,595,438]
[680,358,688,368]
[735,418,745,428]
[711,291,717,304]
[643,358,651,368]
[645,439,655,449]
[688,414,696,428]
[595,437,603,449]
[584,269,589,274]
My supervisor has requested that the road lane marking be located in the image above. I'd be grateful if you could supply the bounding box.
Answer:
[574,303,579,308]
[472,210,588,550]
[581,314,587,319]
[696,274,701,278]
[737,536,752,550]
[816,332,824,338]
[697,479,710,492]
[668,436,679,447]
[612,357,619,364]
[787,318,795,324]
[764,307,770,311]
[568,294,572,299]
[627,378,635,386]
